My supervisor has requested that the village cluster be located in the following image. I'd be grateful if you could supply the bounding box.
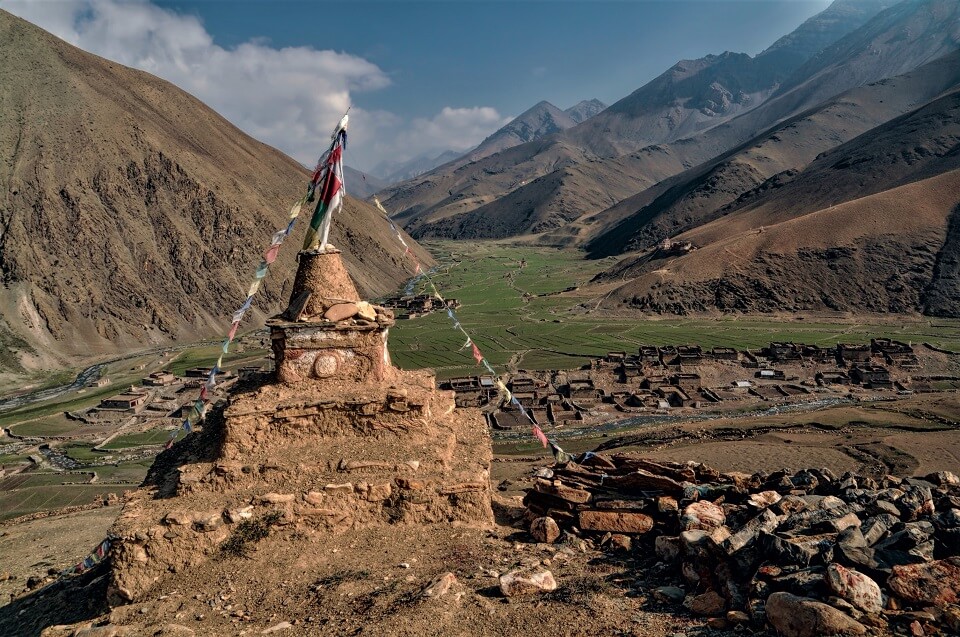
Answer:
[379,293,460,319]
[439,338,944,431]
[62,366,261,440]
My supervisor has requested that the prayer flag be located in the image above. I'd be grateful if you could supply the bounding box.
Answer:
[247,279,262,297]
[254,262,269,279]
[264,243,281,264]
[303,123,347,251]
[496,379,512,403]
[227,320,240,341]
[532,425,549,448]
[472,342,483,365]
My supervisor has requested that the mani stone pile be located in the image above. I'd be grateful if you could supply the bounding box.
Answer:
[523,455,960,636]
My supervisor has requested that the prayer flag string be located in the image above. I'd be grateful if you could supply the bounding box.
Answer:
[374,197,562,456]
[164,113,351,449]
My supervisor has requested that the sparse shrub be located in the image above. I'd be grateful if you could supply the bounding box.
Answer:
[219,511,282,557]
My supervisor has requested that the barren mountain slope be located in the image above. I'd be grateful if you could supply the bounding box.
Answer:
[0,10,430,370]
[379,0,893,233]
[585,49,960,256]
[464,101,577,162]
[594,87,960,316]
[564,98,607,123]
[343,166,388,199]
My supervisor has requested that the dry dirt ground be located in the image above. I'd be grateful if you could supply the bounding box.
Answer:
[3,391,959,636]
[0,507,119,603]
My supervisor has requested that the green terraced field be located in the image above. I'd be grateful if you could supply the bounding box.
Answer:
[0,484,126,522]
[100,428,173,450]
[166,345,269,377]
[387,241,960,379]
[9,416,84,437]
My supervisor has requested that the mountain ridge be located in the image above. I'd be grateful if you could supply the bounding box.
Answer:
[592,83,960,316]
[387,0,960,246]
[0,9,430,371]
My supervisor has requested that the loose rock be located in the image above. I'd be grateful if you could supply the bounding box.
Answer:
[824,563,883,613]
[887,557,960,606]
[423,572,457,598]
[765,592,867,637]
[680,500,725,531]
[530,517,560,544]
[498,567,557,597]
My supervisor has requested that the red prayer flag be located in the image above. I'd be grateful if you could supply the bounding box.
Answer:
[264,243,281,264]
[471,342,483,365]
[532,425,549,448]
[228,321,240,341]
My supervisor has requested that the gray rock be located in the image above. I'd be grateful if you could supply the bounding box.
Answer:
[655,535,680,562]
[860,514,898,546]
[770,567,826,597]
[897,484,934,520]
[925,471,959,486]
[724,508,780,553]
[652,585,685,603]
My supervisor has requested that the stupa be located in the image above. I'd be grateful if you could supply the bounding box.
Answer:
[107,246,493,603]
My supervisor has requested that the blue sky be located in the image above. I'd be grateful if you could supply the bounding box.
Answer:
[4,0,831,172]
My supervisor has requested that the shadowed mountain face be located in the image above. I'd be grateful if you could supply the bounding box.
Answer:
[585,49,960,257]
[378,0,900,235]
[592,86,960,317]
[0,10,430,370]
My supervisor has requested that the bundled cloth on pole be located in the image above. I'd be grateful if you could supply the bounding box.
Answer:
[303,113,349,252]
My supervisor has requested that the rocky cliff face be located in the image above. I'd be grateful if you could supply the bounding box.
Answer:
[0,10,430,371]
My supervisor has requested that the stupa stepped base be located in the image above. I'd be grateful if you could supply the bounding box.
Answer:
[108,369,493,603]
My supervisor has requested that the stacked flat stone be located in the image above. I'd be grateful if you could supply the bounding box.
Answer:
[523,454,960,636]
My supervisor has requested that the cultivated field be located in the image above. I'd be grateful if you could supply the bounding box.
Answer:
[387,241,960,379]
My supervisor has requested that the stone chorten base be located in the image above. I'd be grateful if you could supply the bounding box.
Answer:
[109,371,492,603]
[107,248,493,603]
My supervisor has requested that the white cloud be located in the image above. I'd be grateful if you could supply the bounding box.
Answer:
[1,0,512,174]
[360,106,513,168]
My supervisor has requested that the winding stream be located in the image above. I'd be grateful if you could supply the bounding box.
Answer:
[0,364,104,413]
